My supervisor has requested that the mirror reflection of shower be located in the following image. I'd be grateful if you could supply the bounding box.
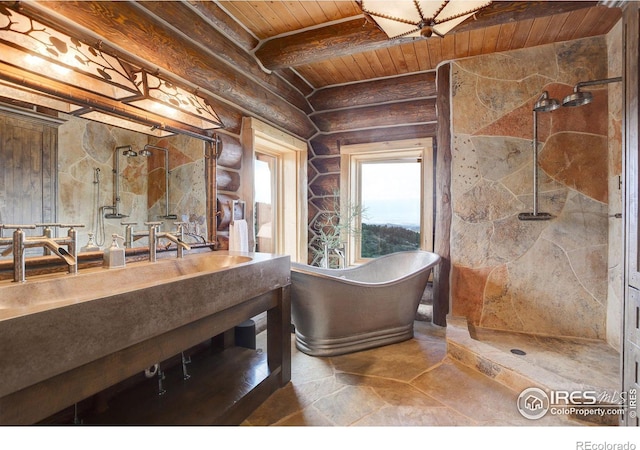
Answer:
[140,144,177,220]
[104,145,137,219]
[82,167,104,251]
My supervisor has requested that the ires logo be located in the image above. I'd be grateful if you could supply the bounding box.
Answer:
[549,390,598,405]
[517,387,636,420]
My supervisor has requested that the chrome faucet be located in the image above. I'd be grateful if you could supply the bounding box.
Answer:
[145,221,191,262]
[3,224,82,282]
[0,224,12,255]
[122,221,149,248]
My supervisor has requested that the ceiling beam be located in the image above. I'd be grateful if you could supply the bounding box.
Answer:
[255,1,600,70]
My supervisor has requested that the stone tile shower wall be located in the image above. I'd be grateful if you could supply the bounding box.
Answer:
[450,37,611,340]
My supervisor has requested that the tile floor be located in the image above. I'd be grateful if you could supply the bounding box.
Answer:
[243,321,583,426]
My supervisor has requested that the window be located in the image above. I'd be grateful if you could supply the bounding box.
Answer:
[254,153,276,253]
[341,138,434,266]
[242,117,307,262]
[359,159,422,258]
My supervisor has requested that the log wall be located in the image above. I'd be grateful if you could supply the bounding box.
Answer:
[306,71,439,265]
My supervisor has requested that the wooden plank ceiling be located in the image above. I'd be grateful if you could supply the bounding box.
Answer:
[216,0,621,90]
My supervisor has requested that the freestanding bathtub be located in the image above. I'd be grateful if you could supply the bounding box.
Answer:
[290,250,440,356]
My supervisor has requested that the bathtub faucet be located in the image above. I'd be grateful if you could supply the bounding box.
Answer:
[333,246,346,269]
[321,243,346,269]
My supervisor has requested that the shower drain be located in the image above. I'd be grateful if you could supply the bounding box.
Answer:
[510,348,527,356]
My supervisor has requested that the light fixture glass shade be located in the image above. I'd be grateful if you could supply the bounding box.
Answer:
[0,6,140,99]
[76,109,175,137]
[0,80,83,113]
[359,0,492,39]
[126,71,224,130]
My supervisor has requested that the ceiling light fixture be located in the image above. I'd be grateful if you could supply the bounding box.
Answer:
[0,6,139,100]
[125,70,224,132]
[357,0,492,39]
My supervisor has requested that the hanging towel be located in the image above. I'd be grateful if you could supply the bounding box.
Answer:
[229,219,249,252]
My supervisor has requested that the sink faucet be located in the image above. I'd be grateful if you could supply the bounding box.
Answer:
[3,224,82,282]
[145,221,191,262]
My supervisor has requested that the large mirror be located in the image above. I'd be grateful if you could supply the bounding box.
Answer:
[0,107,211,258]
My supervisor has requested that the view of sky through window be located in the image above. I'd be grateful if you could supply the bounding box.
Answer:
[361,161,420,228]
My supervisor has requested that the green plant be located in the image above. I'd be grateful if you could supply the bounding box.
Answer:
[311,190,365,268]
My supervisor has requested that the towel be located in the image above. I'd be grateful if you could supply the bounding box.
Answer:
[229,219,249,252]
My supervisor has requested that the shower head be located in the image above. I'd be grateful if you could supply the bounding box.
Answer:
[562,77,622,108]
[122,147,138,157]
[533,91,560,112]
[139,149,152,157]
[562,86,593,107]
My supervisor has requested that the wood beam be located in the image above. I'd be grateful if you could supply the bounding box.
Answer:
[255,18,389,70]
[309,72,436,111]
[433,63,452,327]
[137,1,311,115]
[310,124,438,156]
[25,1,316,139]
[311,99,436,133]
[186,0,258,53]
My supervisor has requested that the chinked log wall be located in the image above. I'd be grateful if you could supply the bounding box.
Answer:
[305,72,438,265]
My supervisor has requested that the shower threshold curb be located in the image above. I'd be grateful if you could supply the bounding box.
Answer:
[445,317,620,426]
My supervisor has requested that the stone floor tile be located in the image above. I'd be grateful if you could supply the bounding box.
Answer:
[410,359,525,423]
[336,372,445,408]
[353,405,477,426]
[274,405,336,426]
[312,385,387,426]
[330,338,445,381]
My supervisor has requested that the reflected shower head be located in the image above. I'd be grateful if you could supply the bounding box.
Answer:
[139,149,152,157]
[533,91,560,112]
[562,86,593,107]
[122,147,138,157]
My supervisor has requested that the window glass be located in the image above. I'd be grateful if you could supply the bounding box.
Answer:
[359,160,421,258]
[254,154,275,253]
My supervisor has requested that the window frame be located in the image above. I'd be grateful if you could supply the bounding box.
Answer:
[241,117,308,262]
[340,138,434,266]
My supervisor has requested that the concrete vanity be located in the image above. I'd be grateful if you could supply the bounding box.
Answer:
[0,250,291,424]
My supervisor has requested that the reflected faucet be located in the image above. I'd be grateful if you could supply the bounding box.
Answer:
[122,221,149,248]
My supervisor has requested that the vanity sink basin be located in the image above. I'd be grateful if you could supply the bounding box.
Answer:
[0,252,253,312]
[0,250,290,403]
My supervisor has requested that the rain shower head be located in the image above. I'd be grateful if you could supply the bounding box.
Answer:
[122,146,138,157]
[139,148,152,157]
[562,77,622,107]
[562,86,593,107]
[533,91,560,112]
